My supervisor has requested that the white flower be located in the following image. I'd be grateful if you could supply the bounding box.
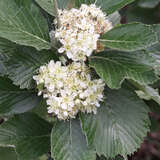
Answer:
[34,60,105,120]
[55,4,113,61]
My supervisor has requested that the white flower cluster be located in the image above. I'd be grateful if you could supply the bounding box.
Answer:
[33,61,105,120]
[55,4,113,61]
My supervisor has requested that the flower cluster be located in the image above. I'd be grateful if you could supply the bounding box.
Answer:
[33,61,105,120]
[34,4,108,120]
[55,4,113,61]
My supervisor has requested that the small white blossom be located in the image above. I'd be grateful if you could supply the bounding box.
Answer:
[55,4,113,61]
[33,60,105,120]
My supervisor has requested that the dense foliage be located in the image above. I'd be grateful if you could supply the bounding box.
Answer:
[0,0,160,160]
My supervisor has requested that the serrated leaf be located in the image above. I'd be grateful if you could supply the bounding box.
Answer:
[0,113,52,160]
[0,0,50,50]
[51,120,96,160]
[4,46,57,89]
[0,147,17,160]
[100,23,158,51]
[0,37,57,89]
[89,50,157,89]
[75,0,135,15]
[80,86,150,158]
[35,0,73,16]
[0,77,41,116]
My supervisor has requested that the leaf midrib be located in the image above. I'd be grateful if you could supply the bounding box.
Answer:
[0,19,50,45]
[100,39,158,45]
[90,56,151,73]
[69,120,73,159]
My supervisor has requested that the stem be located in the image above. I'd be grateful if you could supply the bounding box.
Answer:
[129,80,160,105]
[53,0,61,28]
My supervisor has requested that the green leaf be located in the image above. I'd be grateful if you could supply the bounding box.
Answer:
[0,147,49,160]
[14,0,33,8]
[0,113,52,160]
[100,23,158,51]
[0,0,50,50]
[36,0,132,15]
[97,155,124,160]
[150,116,160,132]
[35,0,72,16]
[80,86,150,158]
[35,0,55,16]
[39,155,48,160]
[0,38,17,55]
[152,24,160,42]
[0,147,17,160]
[125,3,160,24]
[0,38,17,76]
[146,101,160,132]
[143,43,160,76]
[108,11,121,26]
[0,38,17,75]
[0,37,57,89]
[31,100,48,120]
[138,0,160,9]
[148,100,160,115]
[56,0,74,9]
[130,80,160,106]
[51,120,96,160]
[147,43,160,55]
[89,50,157,89]
[75,0,135,15]
[0,37,17,76]
[0,54,7,76]
[0,77,41,116]
[4,46,57,89]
